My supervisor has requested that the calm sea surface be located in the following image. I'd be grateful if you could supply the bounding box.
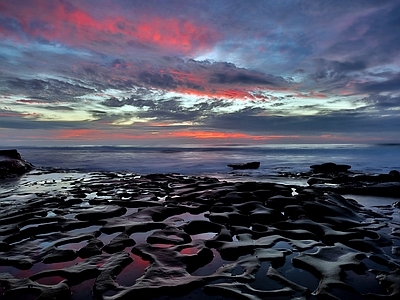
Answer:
[15,143,400,184]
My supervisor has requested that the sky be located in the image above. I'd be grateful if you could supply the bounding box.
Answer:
[1,0,400,146]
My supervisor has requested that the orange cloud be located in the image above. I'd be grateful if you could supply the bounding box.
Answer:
[39,128,301,142]
[170,131,264,140]
[175,86,254,100]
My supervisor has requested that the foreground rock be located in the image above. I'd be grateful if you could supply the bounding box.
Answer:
[0,149,33,179]
[0,170,399,299]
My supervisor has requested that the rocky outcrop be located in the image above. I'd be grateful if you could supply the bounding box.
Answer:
[227,161,260,170]
[307,163,400,197]
[0,149,34,179]
[310,162,351,173]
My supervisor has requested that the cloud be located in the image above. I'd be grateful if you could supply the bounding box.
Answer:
[205,106,400,138]
[138,72,177,89]
[1,0,400,145]
[3,77,95,102]
[321,2,400,67]
[360,94,400,109]
[312,59,367,82]
[357,73,400,93]
[0,0,220,56]
[209,72,276,85]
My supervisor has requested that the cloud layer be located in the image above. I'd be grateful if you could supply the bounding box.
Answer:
[1,0,399,145]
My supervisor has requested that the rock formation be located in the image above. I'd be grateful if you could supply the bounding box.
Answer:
[0,149,34,179]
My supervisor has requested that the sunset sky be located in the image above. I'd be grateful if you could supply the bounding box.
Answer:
[1,0,399,146]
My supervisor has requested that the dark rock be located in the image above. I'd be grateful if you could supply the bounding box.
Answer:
[267,195,298,210]
[0,149,21,159]
[77,239,104,258]
[227,161,260,170]
[0,241,12,252]
[42,248,78,264]
[2,170,400,300]
[389,170,400,177]
[75,206,127,221]
[102,232,136,253]
[310,162,351,173]
[0,149,34,178]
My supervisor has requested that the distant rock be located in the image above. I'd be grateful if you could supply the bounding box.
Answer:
[227,161,260,170]
[0,149,34,179]
[0,149,22,160]
[310,162,351,173]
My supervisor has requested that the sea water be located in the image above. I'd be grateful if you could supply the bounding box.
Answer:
[14,143,400,183]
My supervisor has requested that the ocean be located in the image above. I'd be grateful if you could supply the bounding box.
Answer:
[15,143,400,185]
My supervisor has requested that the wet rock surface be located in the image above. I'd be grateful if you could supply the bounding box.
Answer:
[280,162,400,198]
[0,168,399,299]
[0,149,34,179]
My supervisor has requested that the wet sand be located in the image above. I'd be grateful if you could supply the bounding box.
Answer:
[0,168,400,300]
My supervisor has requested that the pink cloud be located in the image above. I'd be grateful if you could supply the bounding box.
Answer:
[0,0,219,55]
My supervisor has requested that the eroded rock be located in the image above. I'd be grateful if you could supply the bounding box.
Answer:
[0,171,399,299]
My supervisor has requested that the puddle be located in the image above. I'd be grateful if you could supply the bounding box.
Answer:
[71,278,96,300]
[58,241,87,250]
[272,241,293,250]
[344,269,387,295]
[151,243,174,248]
[0,258,85,279]
[191,249,226,276]
[115,253,150,287]
[130,230,157,245]
[250,261,284,291]
[97,232,120,245]
[277,252,319,292]
[35,275,66,285]
[69,225,102,235]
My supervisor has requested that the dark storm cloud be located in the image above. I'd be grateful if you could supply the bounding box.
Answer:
[4,77,95,102]
[138,72,177,89]
[102,97,124,108]
[193,100,232,110]
[312,59,367,82]
[357,73,400,93]
[322,2,400,67]
[210,72,275,85]
[360,94,400,109]
[206,108,400,136]
[102,97,157,109]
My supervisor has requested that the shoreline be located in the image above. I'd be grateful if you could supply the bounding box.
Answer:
[1,164,400,299]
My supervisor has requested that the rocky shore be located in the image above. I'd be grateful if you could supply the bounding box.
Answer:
[0,154,400,299]
[0,149,34,179]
